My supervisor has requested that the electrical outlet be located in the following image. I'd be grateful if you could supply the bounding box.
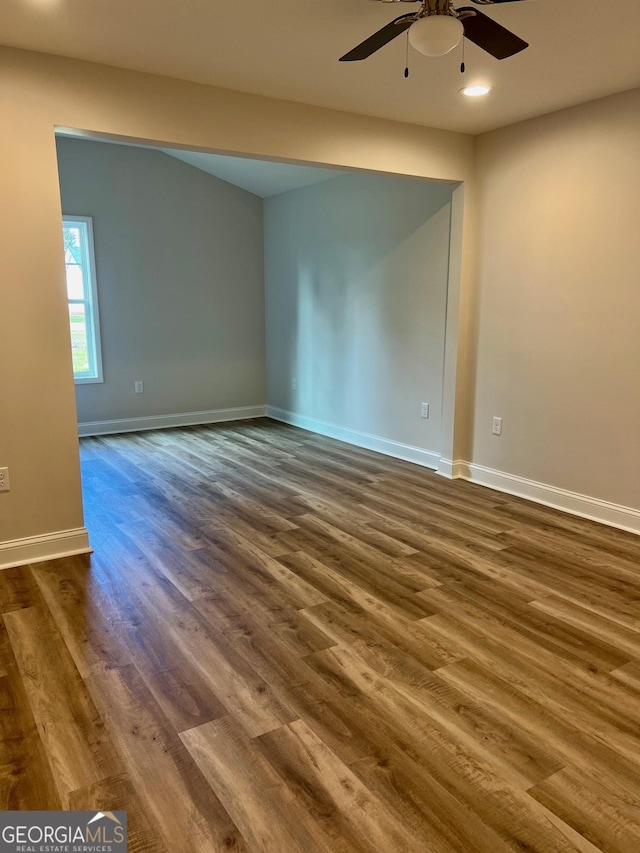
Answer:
[492,416,503,436]
[0,467,10,492]
[135,381,144,394]
[420,402,430,419]
[291,377,297,391]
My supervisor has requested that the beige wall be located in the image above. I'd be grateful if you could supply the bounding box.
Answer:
[265,173,453,460]
[0,45,476,548]
[474,88,640,509]
[57,137,265,426]
[0,81,85,545]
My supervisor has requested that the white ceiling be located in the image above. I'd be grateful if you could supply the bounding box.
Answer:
[4,0,640,134]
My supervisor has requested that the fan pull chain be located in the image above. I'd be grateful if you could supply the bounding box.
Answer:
[404,31,410,78]
[460,37,466,74]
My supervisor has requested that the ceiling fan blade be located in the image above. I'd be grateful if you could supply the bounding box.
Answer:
[458,8,528,59]
[340,14,416,61]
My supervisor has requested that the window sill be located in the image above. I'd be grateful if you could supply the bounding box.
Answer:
[74,376,104,385]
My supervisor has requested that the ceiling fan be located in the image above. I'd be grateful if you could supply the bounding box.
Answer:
[340,0,529,63]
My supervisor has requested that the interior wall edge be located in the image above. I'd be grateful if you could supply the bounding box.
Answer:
[441,181,477,464]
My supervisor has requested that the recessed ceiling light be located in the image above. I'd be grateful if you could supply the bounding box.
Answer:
[460,85,492,98]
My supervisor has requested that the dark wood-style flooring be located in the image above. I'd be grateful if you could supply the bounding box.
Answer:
[2,419,640,852]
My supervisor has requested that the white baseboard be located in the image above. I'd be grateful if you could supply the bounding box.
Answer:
[0,527,92,571]
[436,458,467,479]
[267,418,638,534]
[78,405,267,437]
[267,407,441,470]
[460,462,640,536]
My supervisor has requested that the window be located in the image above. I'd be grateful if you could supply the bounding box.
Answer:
[63,216,103,383]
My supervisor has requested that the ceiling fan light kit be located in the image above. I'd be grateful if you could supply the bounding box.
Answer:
[340,0,529,64]
[408,14,464,57]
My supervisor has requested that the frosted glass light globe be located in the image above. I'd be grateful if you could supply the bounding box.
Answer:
[408,15,464,57]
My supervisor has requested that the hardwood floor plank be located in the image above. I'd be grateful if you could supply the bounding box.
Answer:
[31,556,133,678]
[273,662,569,852]
[255,718,428,852]
[278,528,434,620]
[135,665,228,733]
[346,636,564,787]
[305,640,562,790]
[347,750,513,853]
[278,550,439,618]
[499,522,640,574]
[68,775,168,853]
[535,801,607,853]
[190,548,320,622]
[278,677,377,767]
[0,620,61,810]
[293,509,419,559]
[209,513,296,559]
[422,611,640,767]
[0,566,40,613]
[402,542,553,601]
[436,656,640,802]
[205,481,300,534]
[108,524,228,601]
[182,716,362,853]
[290,514,429,592]
[528,766,640,853]
[303,647,584,851]
[197,605,316,703]
[490,546,640,632]
[199,594,336,659]
[611,660,640,691]
[4,605,123,807]
[530,595,640,660]
[301,598,456,671]
[87,664,246,852]
[419,584,632,673]
[359,487,512,552]
[121,559,298,738]
[198,523,327,608]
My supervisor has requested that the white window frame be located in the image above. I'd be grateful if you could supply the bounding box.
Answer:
[63,215,104,384]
